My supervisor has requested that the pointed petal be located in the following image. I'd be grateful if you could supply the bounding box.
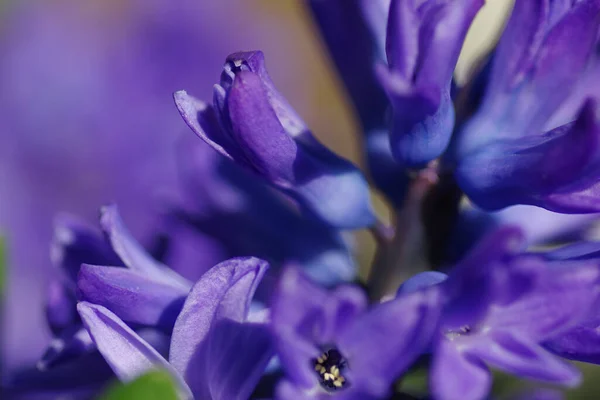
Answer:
[215,56,376,229]
[169,257,268,398]
[475,331,581,386]
[396,271,447,296]
[227,70,298,183]
[431,339,491,400]
[544,240,600,261]
[77,302,192,398]
[173,90,240,161]
[270,267,331,389]
[203,320,273,400]
[415,0,483,89]
[78,264,189,331]
[338,289,440,396]
[225,51,308,138]
[457,100,600,212]
[443,226,525,329]
[51,213,121,285]
[486,0,549,99]
[484,258,600,341]
[520,0,600,132]
[386,0,419,79]
[545,323,600,365]
[100,205,191,289]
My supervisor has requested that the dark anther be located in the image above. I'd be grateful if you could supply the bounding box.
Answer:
[312,348,348,390]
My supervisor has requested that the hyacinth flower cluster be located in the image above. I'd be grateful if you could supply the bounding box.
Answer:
[8,0,600,399]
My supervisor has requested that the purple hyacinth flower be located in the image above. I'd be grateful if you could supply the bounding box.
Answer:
[307,0,409,206]
[542,241,600,366]
[75,205,192,332]
[174,51,375,229]
[444,204,597,265]
[7,205,188,397]
[271,267,439,399]
[377,0,483,167]
[170,139,356,287]
[78,257,273,400]
[453,0,600,212]
[425,227,600,400]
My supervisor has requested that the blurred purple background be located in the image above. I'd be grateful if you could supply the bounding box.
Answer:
[0,0,357,375]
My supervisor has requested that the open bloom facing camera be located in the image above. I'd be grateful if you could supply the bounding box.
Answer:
[7,0,600,399]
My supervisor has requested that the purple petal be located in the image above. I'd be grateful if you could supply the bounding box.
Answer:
[543,240,600,261]
[396,271,448,296]
[486,0,549,100]
[442,226,525,329]
[173,90,240,161]
[270,267,332,389]
[226,68,375,231]
[415,0,483,89]
[38,327,94,370]
[484,258,600,341]
[224,51,308,138]
[360,0,390,59]
[51,213,121,285]
[473,330,581,386]
[457,99,600,212]
[431,338,491,400]
[45,280,77,336]
[169,257,268,398]
[77,302,192,397]
[519,0,600,133]
[381,0,483,167]
[386,0,419,79]
[545,323,600,364]
[202,320,273,400]
[227,70,297,184]
[78,264,189,331]
[338,289,440,397]
[100,204,191,289]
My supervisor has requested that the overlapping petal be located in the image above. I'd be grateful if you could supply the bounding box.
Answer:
[174,141,356,286]
[78,264,190,331]
[170,257,272,399]
[380,0,483,167]
[175,52,375,229]
[454,0,600,212]
[78,302,193,398]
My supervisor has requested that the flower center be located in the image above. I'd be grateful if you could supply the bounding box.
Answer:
[312,349,348,390]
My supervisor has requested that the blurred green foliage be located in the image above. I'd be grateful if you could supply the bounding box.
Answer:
[99,370,179,400]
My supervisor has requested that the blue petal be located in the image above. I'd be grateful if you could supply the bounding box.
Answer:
[77,302,193,398]
[100,204,191,289]
[431,338,491,400]
[174,140,357,285]
[456,100,600,212]
[397,271,448,296]
[381,0,483,167]
[51,213,121,286]
[473,331,581,386]
[169,257,271,400]
[78,264,190,332]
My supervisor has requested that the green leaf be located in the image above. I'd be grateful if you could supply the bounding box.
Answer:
[99,370,179,400]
